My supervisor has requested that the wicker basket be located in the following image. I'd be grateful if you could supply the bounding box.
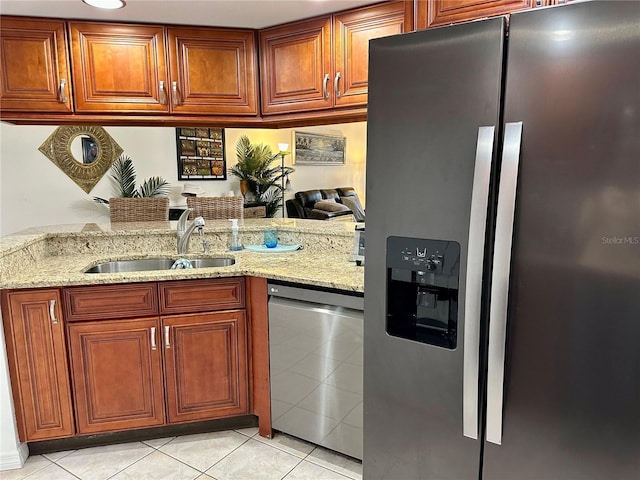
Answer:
[109,197,169,223]
[186,196,244,220]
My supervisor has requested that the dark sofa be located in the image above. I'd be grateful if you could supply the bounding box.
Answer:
[286,187,362,220]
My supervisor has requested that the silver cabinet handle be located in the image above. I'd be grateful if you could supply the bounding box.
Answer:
[164,325,170,349]
[463,126,495,440]
[486,121,523,445]
[322,73,330,99]
[172,81,179,106]
[159,81,166,105]
[151,327,157,350]
[49,300,58,324]
[59,79,68,103]
[334,72,341,98]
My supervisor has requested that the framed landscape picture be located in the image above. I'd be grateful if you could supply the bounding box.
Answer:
[292,131,346,165]
[176,127,227,180]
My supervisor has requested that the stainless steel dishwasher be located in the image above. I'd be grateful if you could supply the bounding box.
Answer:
[268,282,364,459]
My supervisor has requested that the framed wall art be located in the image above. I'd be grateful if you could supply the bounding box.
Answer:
[176,127,227,180]
[292,131,346,165]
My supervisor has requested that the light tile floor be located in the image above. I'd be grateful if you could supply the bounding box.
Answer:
[0,428,362,480]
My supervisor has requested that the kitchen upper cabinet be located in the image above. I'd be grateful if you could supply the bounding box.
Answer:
[167,27,259,115]
[260,1,411,115]
[416,0,543,29]
[1,289,74,441]
[260,16,332,115]
[68,22,259,115]
[0,17,73,113]
[333,1,410,108]
[68,317,166,434]
[69,22,169,113]
[163,311,248,423]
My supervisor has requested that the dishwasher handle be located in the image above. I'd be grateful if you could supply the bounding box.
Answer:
[268,283,364,311]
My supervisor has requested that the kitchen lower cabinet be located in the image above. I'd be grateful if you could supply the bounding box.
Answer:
[67,317,166,434]
[163,311,248,423]
[63,278,249,434]
[2,277,267,443]
[1,289,74,441]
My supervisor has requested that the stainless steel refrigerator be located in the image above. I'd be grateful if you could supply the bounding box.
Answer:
[364,2,640,479]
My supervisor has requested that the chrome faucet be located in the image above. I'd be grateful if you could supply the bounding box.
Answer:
[177,209,205,254]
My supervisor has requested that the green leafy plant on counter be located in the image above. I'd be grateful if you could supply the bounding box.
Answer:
[93,155,170,204]
[229,135,294,217]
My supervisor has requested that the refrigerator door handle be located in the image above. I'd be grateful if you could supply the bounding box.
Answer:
[486,121,523,445]
[463,126,495,440]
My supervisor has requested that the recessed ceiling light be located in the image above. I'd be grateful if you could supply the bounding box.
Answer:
[82,0,126,9]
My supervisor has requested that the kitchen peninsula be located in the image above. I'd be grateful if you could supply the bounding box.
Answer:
[0,218,363,466]
[0,219,363,291]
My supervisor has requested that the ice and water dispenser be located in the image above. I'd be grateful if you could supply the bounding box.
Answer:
[386,236,460,349]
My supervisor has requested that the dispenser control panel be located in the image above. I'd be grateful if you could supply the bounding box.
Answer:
[387,237,459,289]
[386,236,460,349]
[400,246,444,273]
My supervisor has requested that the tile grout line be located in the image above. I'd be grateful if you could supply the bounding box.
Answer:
[169,432,254,474]
[48,460,82,480]
[302,447,362,480]
[102,444,157,480]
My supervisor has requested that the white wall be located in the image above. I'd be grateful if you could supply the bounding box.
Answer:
[0,122,367,235]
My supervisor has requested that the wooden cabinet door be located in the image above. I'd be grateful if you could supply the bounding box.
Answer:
[334,1,410,108]
[68,318,166,434]
[163,311,248,423]
[1,290,74,441]
[418,0,539,29]
[0,17,72,113]
[259,16,332,115]
[167,27,258,115]
[68,22,169,113]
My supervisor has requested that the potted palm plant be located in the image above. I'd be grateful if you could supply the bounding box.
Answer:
[229,135,294,217]
[93,155,170,204]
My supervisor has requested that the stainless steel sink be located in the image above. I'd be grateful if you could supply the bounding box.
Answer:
[84,257,235,273]
[189,258,235,268]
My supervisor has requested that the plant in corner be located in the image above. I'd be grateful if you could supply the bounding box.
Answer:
[93,155,170,205]
[229,135,294,217]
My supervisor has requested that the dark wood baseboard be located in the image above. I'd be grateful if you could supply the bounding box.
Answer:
[28,415,258,455]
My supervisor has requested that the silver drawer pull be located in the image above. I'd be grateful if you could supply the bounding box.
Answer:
[159,80,166,105]
[334,72,341,98]
[151,327,157,350]
[164,325,170,349]
[172,81,179,106]
[49,300,58,324]
[59,79,68,103]
[323,73,330,99]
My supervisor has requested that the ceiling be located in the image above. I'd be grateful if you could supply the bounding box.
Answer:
[0,0,384,29]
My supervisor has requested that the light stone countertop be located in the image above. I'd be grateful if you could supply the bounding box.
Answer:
[0,218,364,292]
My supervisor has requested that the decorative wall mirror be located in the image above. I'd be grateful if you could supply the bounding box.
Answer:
[39,126,123,193]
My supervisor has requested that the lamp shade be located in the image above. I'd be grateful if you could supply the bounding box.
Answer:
[278,143,289,153]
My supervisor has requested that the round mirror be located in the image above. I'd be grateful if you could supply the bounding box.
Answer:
[39,126,124,193]
[70,135,100,164]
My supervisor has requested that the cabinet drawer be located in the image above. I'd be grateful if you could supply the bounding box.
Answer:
[63,283,158,321]
[159,278,245,314]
